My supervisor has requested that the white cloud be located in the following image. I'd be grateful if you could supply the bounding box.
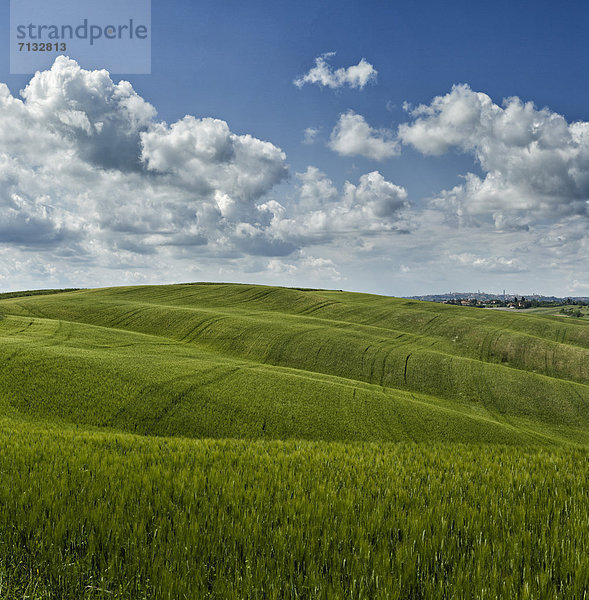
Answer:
[140,116,288,204]
[302,127,319,145]
[1,59,587,296]
[328,111,399,160]
[267,253,341,281]
[0,57,291,266]
[343,170,408,218]
[399,84,589,224]
[569,280,589,293]
[20,56,156,171]
[296,165,338,210]
[449,253,527,273]
[294,53,377,90]
[0,58,415,292]
[269,168,409,245]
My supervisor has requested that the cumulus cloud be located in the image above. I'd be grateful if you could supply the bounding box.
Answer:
[20,57,156,171]
[343,170,408,217]
[399,84,589,224]
[140,116,288,204]
[0,56,419,292]
[329,111,399,160]
[2,58,586,295]
[294,53,377,90]
[268,167,409,245]
[296,165,338,210]
[0,56,291,265]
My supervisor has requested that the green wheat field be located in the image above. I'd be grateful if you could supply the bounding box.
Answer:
[1,283,588,598]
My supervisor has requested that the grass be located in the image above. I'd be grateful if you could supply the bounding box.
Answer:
[0,282,588,598]
[0,288,81,300]
[1,419,588,599]
[0,282,588,445]
[522,305,589,319]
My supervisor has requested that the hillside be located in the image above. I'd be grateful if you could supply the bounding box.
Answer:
[2,283,589,598]
[1,283,588,445]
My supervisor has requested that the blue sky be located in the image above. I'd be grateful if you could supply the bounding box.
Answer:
[0,0,588,295]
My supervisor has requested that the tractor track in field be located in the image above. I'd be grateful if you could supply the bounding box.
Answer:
[403,353,412,385]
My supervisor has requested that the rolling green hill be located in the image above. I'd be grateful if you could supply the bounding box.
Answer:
[1,283,589,598]
[1,282,588,445]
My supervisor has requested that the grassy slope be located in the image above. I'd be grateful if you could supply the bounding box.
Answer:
[2,419,588,599]
[2,284,589,599]
[1,283,588,445]
[522,305,589,319]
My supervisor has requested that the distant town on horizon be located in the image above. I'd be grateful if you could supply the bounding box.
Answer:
[407,292,589,306]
